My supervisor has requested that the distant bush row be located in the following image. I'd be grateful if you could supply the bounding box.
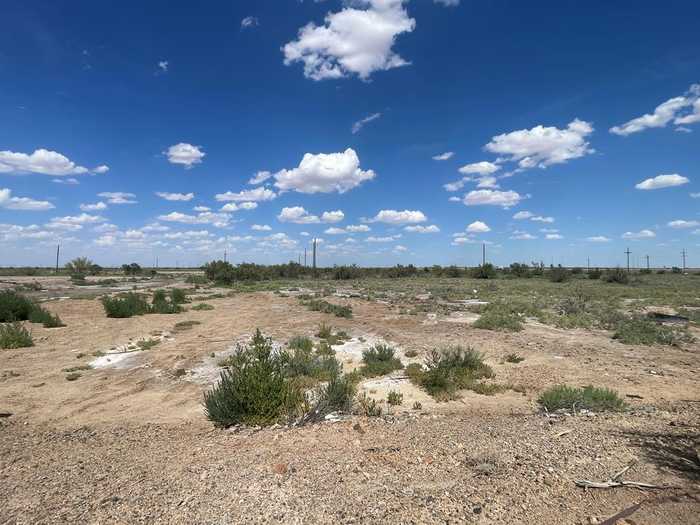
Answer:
[101,288,189,318]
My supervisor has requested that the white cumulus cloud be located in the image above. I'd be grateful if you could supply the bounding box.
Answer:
[98,192,137,204]
[352,113,381,134]
[404,224,440,233]
[79,201,107,211]
[635,174,689,190]
[273,148,374,194]
[458,161,500,175]
[155,192,195,201]
[248,171,272,185]
[0,149,107,176]
[463,189,523,208]
[283,0,415,81]
[0,188,54,211]
[433,151,454,161]
[369,209,427,224]
[165,143,205,168]
[466,221,490,233]
[622,229,656,239]
[215,187,277,202]
[485,119,594,169]
[668,219,699,229]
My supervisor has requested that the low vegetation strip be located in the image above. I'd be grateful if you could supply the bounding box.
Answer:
[101,290,188,318]
[537,385,626,412]
[301,298,352,318]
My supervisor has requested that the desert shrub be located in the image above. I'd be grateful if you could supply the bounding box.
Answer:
[548,265,570,283]
[387,390,403,406]
[281,344,341,382]
[302,371,357,423]
[356,392,382,417]
[65,372,81,381]
[509,263,531,278]
[121,263,142,275]
[472,263,497,279]
[412,347,493,401]
[557,295,588,316]
[360,344,403,377]
[191,303,214,311]
[588,268,602,280]
[204,329,304,427]
[185,274,209,285]
[203,260,236,284]
[0,322,34,349]
[0,291,35,322]
[505,353,524,363]
[613,318,692,346]
[101,293,150,318]
[288,335,314,353]
[169,288,188,304]
[174,320,201,330]
[333,264,362,280]
[604,267,629,284]
[473,304,523,332]
[150,290,182,314]
[137,338,160,350]
[304,299,352,318]
[28,307,65,328]
[538,385,626,412]
[316,323,332,339]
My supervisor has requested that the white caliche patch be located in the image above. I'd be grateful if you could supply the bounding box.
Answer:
[215,187,277,202]
[352,112,381,134]
[622,229,655,239]
[635,174,689,190]
[610,84,700,135]
[0,188,54,211]
[404,225,440,233]
[79,202,107,212]
[165,143,205,168]
[273,148,374,194]
[0,148,107,176]
[155,192,195,201]
[283,0,416,81]
[485,119,594,169]
[369,209,426,224]
[668,219,699,229]
[433,151,454,161]
[466,221,490,233]
[98,192,137,204]
[462,189,523,208]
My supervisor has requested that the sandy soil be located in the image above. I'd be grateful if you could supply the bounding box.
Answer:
[1,280,699,523]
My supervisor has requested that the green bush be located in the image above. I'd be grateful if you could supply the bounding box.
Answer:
[150,290,182,314]
[357,392,382,417]
[304,299,352,318]
[303,371,357,423]
[204,329,304,427]
[588,268,602,280]
[411,346,494,401]
[613,318,691,346]
[472,263,497,279]
[281,343,341,382]
[473,305,523,332]
[101,293,150,318]
[548,265,570,283]
[169,288,188,304]
[538,385,626,412]
[288,335,314,353]
[28,307,65,328]
[360,344,403,377]
[0,322,34,349]
[0,290,35,322]
[604,267,629,284]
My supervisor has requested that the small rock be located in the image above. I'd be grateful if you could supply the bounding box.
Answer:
[273,463,288,475]
[473,505,482,514]
[353,423,365,434]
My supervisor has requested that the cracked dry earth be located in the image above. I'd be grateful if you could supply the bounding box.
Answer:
[1,288,699,524]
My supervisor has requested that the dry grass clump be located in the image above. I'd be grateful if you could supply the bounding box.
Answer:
[0,322,34,349]
[538,385,626,412]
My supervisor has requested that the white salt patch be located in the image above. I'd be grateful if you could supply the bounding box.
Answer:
[90,351,143,369]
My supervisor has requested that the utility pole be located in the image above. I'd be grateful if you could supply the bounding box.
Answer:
[304,248,307,267]
[625,248,631,273]
[682,249,687,272]
[312,238,317,277]
[55,244,60,273]
[224,249,227,263]
[645,255,650,271]
[482,243,486,266]
[587,257,590,272]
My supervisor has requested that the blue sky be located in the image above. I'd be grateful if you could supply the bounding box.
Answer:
[1,0,698,268]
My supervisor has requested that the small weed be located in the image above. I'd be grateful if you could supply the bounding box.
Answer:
[387,390,403,406]
[357,392,382,417]
[174,320,201,331]
[505,353,524,363]
[191,303,214,311]
[412,401,422,410]
[404,349,418,358]
[538,385,626,412]
[65,372,81,381]
[173,368,187,378]
[137,338,160,350]
[62,365,91,372]
[303,299,352,318]
[0,322,34,349]
[288,335,314,352]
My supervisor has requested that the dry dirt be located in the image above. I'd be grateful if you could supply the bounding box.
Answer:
[1,279,699,524]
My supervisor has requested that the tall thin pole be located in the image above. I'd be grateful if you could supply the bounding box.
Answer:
[587,257,590,272]
[645,255,650,271]
[55,244,60,273]
[312,238,317,276]
[625,248,631,273]
[304,248,307,267]
[681,249,687,272]
[482,243,486,266]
